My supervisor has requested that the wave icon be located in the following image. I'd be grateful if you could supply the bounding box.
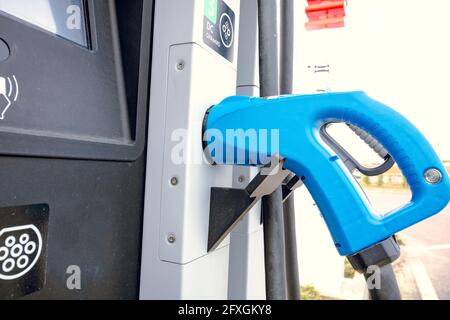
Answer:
[0,75,19,120]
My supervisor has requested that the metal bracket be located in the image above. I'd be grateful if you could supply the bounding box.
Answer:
[282,173,304,202]
[207,157,291,251]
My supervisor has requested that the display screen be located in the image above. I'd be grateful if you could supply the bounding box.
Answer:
[0,0,89,47]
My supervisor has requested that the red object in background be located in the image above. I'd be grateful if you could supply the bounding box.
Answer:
[305,0,347,31]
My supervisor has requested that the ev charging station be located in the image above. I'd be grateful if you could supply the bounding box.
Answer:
[0,0,153,299]
[140,0,267,300]
[0,0,449,301]
[140,0,263,299]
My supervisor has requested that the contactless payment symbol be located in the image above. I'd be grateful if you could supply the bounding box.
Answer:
[0,74,19,120]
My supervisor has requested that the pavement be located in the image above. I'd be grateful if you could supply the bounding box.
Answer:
[365,188,450,300]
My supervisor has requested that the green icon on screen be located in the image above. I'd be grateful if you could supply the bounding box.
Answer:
[204,0,218,24]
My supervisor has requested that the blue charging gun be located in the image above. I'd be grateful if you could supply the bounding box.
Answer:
[203,91,450,259]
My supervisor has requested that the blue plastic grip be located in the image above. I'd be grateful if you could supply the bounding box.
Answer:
[203,91,450,255]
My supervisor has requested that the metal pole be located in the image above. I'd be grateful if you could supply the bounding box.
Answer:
[258,0,280,95]
[258,0,287,300]
[262,187,287,300]
[280,0,294,94]
[283,196,300,299]
[280,0,300,300]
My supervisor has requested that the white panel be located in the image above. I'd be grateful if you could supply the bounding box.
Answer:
[159,43,235,264]
[140,0,240,299]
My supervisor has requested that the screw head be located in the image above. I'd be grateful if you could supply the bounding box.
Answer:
[167,233,176,244]
[424,168,442,184]
[176,61,185,70]
[238,175,245,183]
[170,176,178,186]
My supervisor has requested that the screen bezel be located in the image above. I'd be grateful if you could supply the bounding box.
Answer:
[0,0,152,161]
[0,0,90,48]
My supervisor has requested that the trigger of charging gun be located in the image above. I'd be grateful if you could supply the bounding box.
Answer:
[320,123,395,176]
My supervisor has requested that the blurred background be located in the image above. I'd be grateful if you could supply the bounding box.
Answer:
[292,0,450,300]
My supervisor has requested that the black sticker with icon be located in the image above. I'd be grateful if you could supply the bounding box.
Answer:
[203,0,235,62]
[0,204,49,299]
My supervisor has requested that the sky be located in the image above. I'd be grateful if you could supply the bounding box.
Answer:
[292,0,450,163]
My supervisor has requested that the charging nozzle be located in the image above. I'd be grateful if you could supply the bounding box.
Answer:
[203,91,450,256]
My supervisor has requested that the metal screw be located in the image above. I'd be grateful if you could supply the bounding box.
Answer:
[170,176,178,186]
[167,233,176,244]
[238,175,245,183]
[424,168,442,184]
[176,61,185,71]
